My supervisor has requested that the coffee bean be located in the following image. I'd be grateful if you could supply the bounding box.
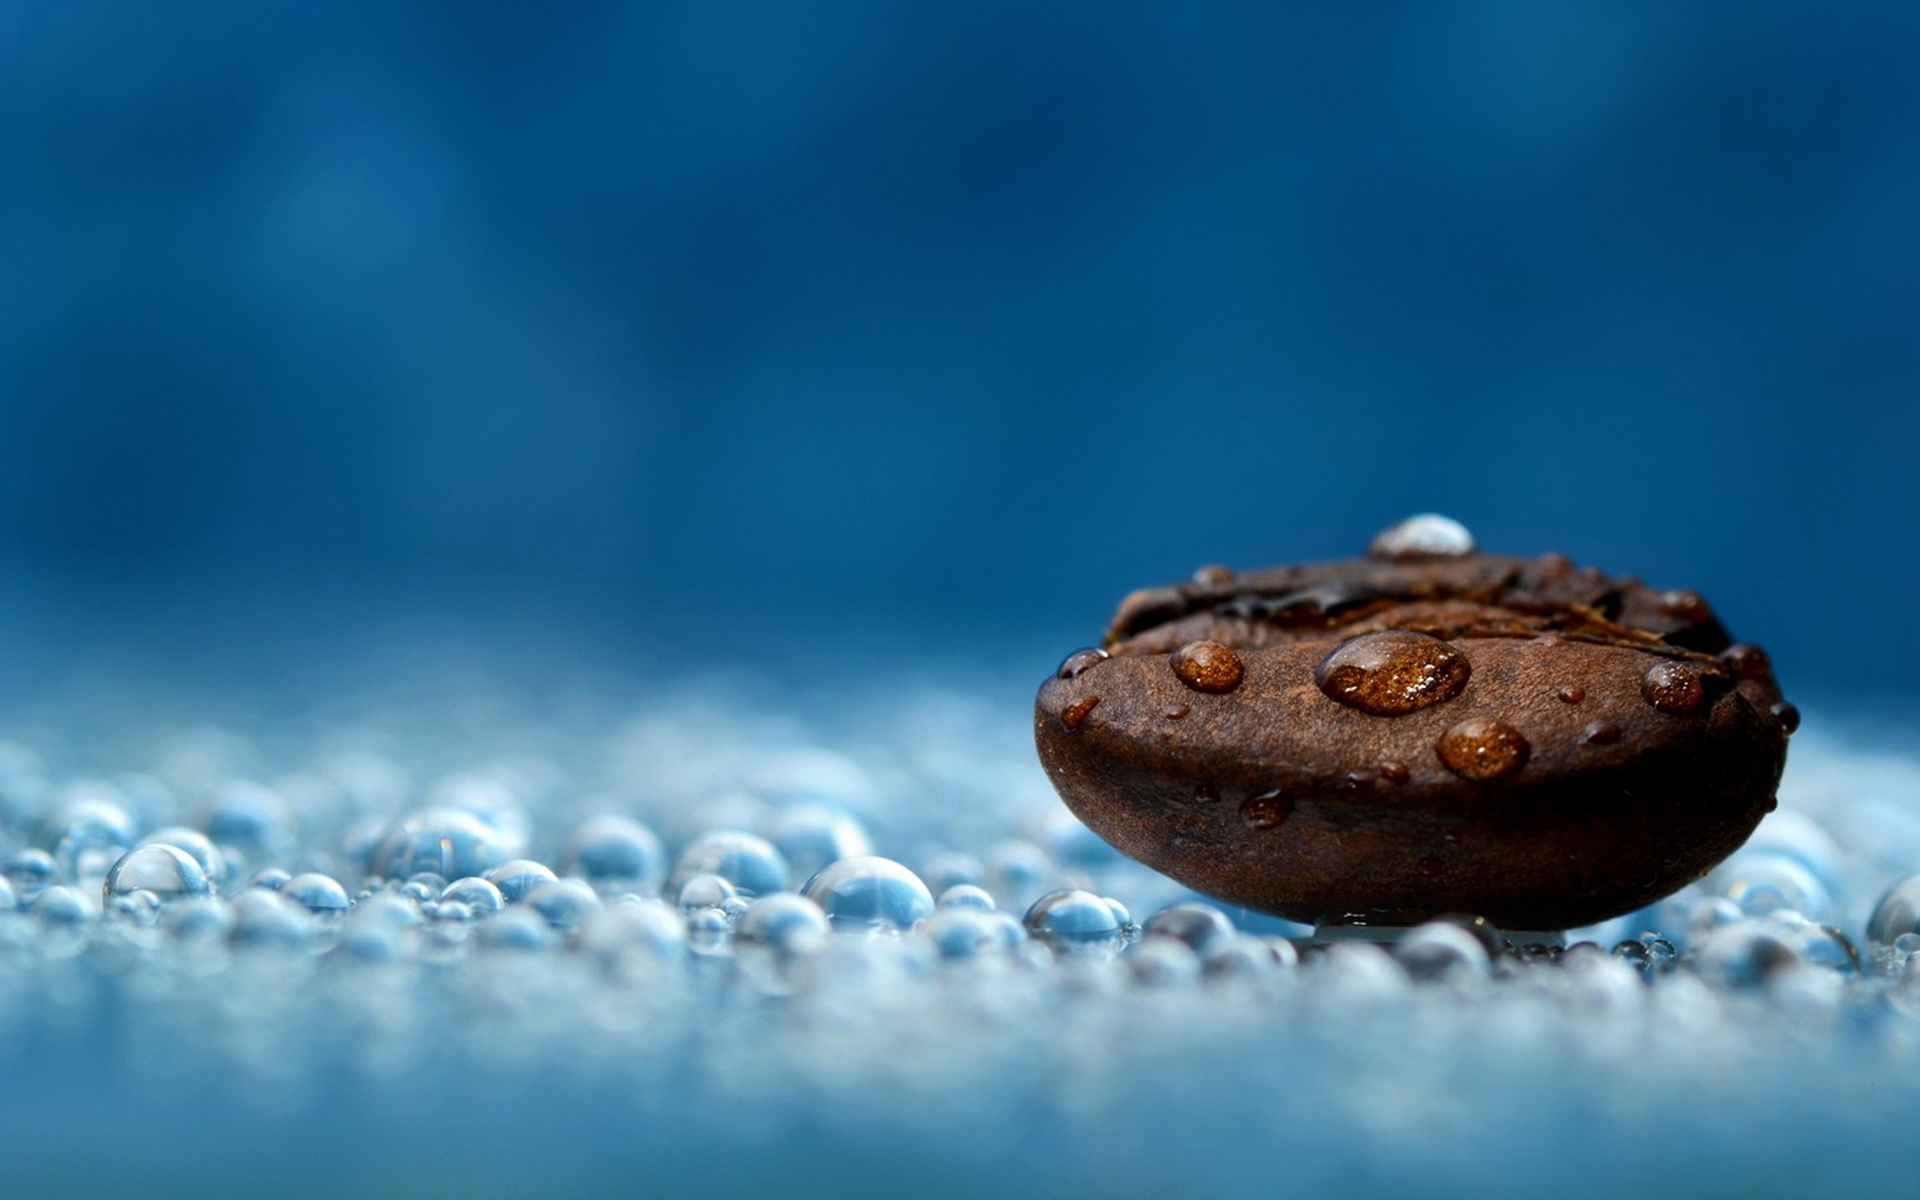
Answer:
[1033,516,1793,932]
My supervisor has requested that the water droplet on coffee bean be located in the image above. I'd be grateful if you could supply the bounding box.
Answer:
[1062,696,1100,730]
[1057,648,1108,680]
[1239,791,1291,829]
[1435,719,1530,781]
[1642,660,1708,714]
[1368,513,1475,560]
[1315,631,1470,716]
[1169,641,1244,694]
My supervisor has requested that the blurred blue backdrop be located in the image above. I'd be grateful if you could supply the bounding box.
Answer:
[0,1,1915,704]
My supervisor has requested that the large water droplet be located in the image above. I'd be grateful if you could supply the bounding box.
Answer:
[1393,920,1492,980]
[525,879,603,932]
[440,876,505,915]
[484,860,559,904]
[735,893,831,955]
[1239,791,1292,830]
[800,856,935,932]
[1435,719,1531,781]
[1316,631,1471,716]
[283,873,351,918]
[1055,648,1108,680]
[103,844,210,904]
[1368,514,1475,560]
[45,791,137,882]
[668,831,789,898]
[1141,903,1237,955]
[1169,641,1244,694]
[137,828,229,888]
[1061,695,1100,730]
[370,808,510,882]
[1023,889,1124,959]
[1641,660,1710,714]
[564,815,665,893]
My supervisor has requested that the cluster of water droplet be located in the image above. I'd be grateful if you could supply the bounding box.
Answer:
[0,675,1918,1196]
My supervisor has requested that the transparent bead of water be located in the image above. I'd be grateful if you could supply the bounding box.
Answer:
[228,890,313,949]
[526,879,603,932]
[441,876,505,915]
[283,873,351,919]
[938,884,996,912]
[484,860,559,904]
[768,803,873,880]
[137,828,229,889]
[433,899,473,924]
[248,867,293,892]
[1202,936,1299,983]
[677,873,738,912]
[371,807,511,883]
[685,906,733,956]
[1714,852,1833,921]
[1393,920,1492,981]
[34,884,91,925]
[1142,903,1237,955]
[668,831,788,899]
[565,815,666,892]
[1368,513,1475,559]
[5,849,55,903]
[45,791,137,881]
[1024,889,1124,959]
[1867,874,1920,957]
[735,893,831,956]
[103,844,211,904]
[922,908,1007,960]
[800,856,935,932]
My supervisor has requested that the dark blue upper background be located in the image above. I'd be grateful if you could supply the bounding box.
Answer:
[0,2,1914,705]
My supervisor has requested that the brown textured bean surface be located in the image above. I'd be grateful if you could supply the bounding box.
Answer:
[1033,516,1794,931]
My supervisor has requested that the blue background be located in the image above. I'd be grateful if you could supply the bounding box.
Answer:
[1,2,1916,706]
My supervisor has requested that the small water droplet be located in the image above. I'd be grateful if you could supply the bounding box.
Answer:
[1240,791,1292,829]
[1163,703,1190,721]
[440,876,505,914]
[1056,648,1109,680]
[735,893,831,955]
[937,884,996,912]
[1378,761,1410,785]
[1583,721,1622,745]
[1435,719,1531,781]
[1315,631,1471,716]
[1719,643,1773,680]
[1023,888,1124,959]
[484,860,559,904]
[1368,514,1475,560]
[283,872,351,917]
[565,815,665,891]
[1062,695,1100,730]
[1191,564,1235,586]
[1557,685,1585,705]
[1142,903,1237,954]
[1169,641,1244,694]
[668,831,789,898]
[1191,781,1220,805]
[1772,702,1801,735]
[1658,589,1714,623]
[1642,660,1708,714]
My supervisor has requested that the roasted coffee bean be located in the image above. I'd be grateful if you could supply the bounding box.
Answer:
[1034,516,1794,932]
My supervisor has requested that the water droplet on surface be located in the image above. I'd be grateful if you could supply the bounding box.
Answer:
[104,844,211,903]
[1142,903,1237,955]
[1658,589,1714,623]
[1163,703,1190,721]
[525,879,603,932]
[1202,936,1299,982]
[137,828,229,888]
[1169,641,1244,694]
[1393,920,1491,980]
[1715,852,1832,921]
[1368,514,1475,560]
[769,803,873,880]
[1191,782,1220,805]
[1719,643,1773,679]
[5,849,55,903]
[1435,719,1530,781]
[45,792,137,882]
[249,867,292,892]
[564,815,665,892]
[1192,564,1235,586]
[1056,648,1109,680]
[668,831,789,898]
[1583,722,1622,746]
[922,908,1007,960]
[1772,703,1801,735]
[440,876,505,915]
[1867,875,1920,953]
[1315,631,1471,716]
[1239,791,1292,830]
[1024,889,1124,959]
[677,873,738,912]
[370,808,510,882]
[34,884,90,925]
[1378,761,1410,785]
[1061,696,1100,730]
[475,907,559,953]
[1129,938,1202,988]
[484,860,559,904]
[283,873,350,918]
[228,890,312,949]
[1557,686,1585,705]
[1641,660,1709,715]
[735,893,831,955]
[800,856,935,932]
[937,884,996,912]
[1689,919,1803,989]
